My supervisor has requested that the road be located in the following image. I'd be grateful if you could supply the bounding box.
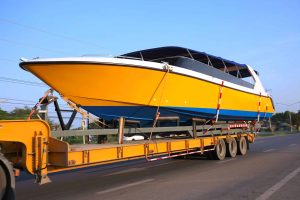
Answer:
[16,133,300,200]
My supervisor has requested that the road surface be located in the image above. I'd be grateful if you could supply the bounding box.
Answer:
[16,133,300,200]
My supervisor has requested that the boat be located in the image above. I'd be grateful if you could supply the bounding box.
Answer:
[19,46,275,124]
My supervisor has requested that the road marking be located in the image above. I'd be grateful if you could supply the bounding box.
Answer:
[216,158,236,164]
[256,167,300,200]
[96,178,154,195]
[288,144,297,147]
[263,148,275,153]
[103,167,145,176]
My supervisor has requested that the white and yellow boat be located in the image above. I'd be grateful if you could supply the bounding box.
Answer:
[20,46,274,123]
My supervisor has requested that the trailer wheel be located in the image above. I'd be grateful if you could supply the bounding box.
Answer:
[0,154,15,200]
[237,136,247,155]
[211,139,226,160]
[226,138,237,158]
[0,164,7,200]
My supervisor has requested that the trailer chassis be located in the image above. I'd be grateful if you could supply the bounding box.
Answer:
[0,119,256,200]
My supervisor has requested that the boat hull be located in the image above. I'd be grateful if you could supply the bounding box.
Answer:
[21,62,274,123]
[81,105,272,122]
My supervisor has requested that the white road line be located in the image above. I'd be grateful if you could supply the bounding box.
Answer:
[263,148,275,153]
[288,144,297,147]
[216,158,236,164]
[256,167,300,200]
[103,167,145,176]
[96,178,154,195]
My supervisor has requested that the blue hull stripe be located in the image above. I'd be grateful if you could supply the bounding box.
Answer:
[82,106,273,122]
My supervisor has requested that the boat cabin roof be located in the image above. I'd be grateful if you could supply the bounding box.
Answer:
[119,46,257,78]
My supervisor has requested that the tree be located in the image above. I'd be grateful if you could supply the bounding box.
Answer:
[271,111,290,124]
[272,110,300,130]
[0,107,57,130]
[0,108,9,120]
[10,107,35,120]
[291,111,300,130]
[0,107,38,120]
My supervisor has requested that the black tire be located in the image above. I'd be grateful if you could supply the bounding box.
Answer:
[211,139,226,160]
[0,164,7,200]
[237,136,247,155]
[226,138,237,158]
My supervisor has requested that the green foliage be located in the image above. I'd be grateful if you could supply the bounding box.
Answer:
[271,111,290,124]
[291,111,300,129]
[0,108,9,119]
[63,136,84,144]
[0,106,37,120]
[272,110,300,129]
[0,107,56,129]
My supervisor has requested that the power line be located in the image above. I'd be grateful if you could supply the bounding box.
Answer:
[0,102,71,110]
[276,102,300,106]
[0,104,30,108]
[0,76,47,87]
[0,105,82,119]
[0,38,68,54]
[0,101,34,106]
[0,98,73,110]
[0,97,37,103]
[0,103,73,113]
[0,18,104,49]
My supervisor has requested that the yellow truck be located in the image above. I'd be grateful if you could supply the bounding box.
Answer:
[0,118,255,200]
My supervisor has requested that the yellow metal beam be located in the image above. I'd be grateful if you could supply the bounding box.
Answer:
[0,120,254,183]
[0,120,50,180]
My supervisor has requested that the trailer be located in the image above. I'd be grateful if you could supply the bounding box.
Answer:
[0,117,256,200]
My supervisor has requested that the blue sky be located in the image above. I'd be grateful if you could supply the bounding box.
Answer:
[1,0,300,113]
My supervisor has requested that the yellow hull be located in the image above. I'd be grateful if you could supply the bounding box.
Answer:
[22,63,274,121]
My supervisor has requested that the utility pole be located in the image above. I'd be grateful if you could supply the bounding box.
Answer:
[289,111,292,133]
[277,101,300,133]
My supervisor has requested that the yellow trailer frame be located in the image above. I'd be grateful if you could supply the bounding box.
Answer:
[0,119,255,200]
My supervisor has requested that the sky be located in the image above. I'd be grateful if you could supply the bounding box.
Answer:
[1,0,300,118]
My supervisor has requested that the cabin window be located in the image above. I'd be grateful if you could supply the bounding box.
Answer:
[242,74,255,85]
[119,47,257,89]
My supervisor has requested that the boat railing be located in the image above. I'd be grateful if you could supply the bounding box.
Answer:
[115,55,144,60]
[149,55,190,62]
[82,51,255,89]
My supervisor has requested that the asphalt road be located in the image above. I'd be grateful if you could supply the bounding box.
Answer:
[16,133,300,200]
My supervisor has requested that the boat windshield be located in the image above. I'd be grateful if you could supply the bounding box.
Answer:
[118,46,256,88]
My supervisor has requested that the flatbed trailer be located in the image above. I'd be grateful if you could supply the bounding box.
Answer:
[0,119,256,200]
